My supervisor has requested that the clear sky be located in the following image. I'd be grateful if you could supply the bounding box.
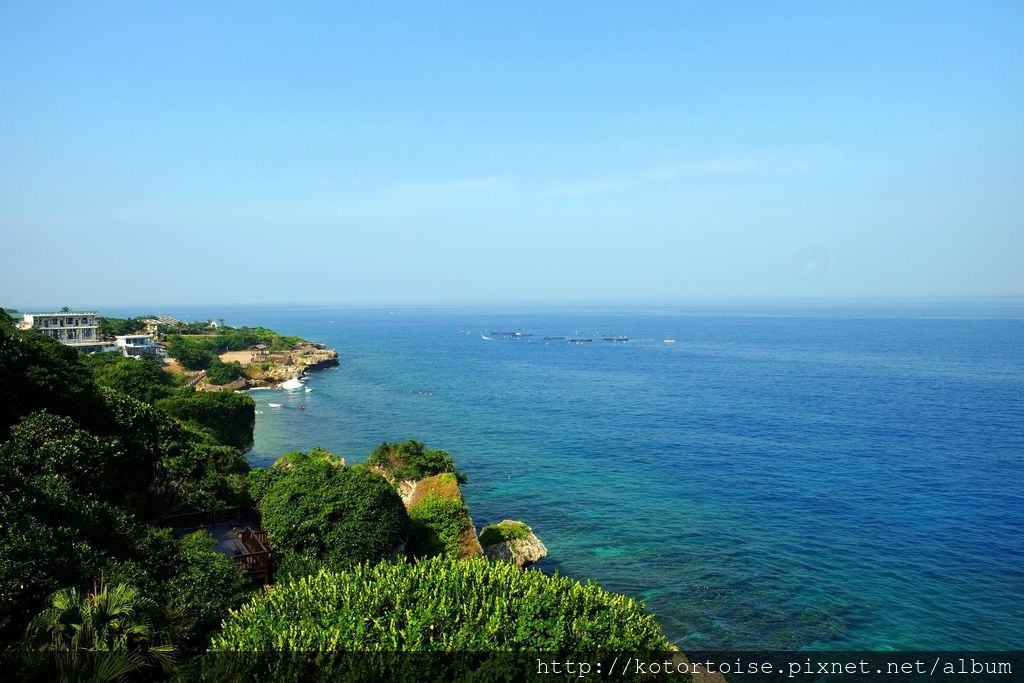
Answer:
[1,1,1022,307]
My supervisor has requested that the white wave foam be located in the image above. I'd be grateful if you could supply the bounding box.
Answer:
[280,378,303,390]
[268,403,283,408]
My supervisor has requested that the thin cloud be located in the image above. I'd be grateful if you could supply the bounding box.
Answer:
[544,157,756,198]
[391,176,511,198]
[544,179,638,197]
[645,158,756,179]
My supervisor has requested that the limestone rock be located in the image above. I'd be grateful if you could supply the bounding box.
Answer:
[241,344,339,388]
[480,520,547,568]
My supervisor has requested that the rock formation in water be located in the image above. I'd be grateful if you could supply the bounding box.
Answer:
[479,520,548,568]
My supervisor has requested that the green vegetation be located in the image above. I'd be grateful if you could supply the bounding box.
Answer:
[156,391,255,452]
[479,520,532,547]
[83,352,178,403]
[366,438,465,483]
[213,556,673,651]
[166,335,217,370]
[164,324,304,370]
[24,581,174,679]
[205,357,245,385]
[0,322,251,648]
[0,321,108,439]
[165,531,249,648]
[407,492,473,558]
[248,448,409,581]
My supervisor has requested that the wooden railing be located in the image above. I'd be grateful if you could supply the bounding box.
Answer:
[233,527,271,585]
[152,509,272,585]
[236,527,268,553]
[183,370,206,388]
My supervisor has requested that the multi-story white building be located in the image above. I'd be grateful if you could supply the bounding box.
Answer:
[19,311,104,350]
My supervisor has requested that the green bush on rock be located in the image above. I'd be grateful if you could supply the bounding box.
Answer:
[407,493,472,559]
[212,556,672,651]
[365,439,465,483]
[479,520,532,547]
[250,449,409,580]
[205,357,245,385]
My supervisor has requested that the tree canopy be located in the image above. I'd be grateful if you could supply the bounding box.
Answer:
[83,352,177,404]
[0,324,253,644]
[365,439,464,483]
[248,448,409,581]
[155,391,255,452]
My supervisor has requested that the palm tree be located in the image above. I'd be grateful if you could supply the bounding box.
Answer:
[24,582,175,682]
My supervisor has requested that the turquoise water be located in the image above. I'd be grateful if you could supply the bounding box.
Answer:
[136,303,1024,650]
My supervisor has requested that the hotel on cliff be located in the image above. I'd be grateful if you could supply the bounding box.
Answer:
[18,311,106,352]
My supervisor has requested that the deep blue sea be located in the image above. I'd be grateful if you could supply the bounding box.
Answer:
[114,301,1024,650]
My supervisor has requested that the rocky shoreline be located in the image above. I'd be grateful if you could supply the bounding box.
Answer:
[382,468,548,569]
[198,343,340,391]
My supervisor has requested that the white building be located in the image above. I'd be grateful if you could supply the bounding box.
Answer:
[20,311,104,350]
[114,334,164,357]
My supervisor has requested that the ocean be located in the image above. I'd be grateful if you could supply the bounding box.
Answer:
[116,301,1024,650]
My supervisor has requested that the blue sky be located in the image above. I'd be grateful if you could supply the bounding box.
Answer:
[1,1,1022,307]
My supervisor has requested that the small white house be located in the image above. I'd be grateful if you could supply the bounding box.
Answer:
[114,334,164,357]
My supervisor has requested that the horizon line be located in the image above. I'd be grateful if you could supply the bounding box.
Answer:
[7,294,1024,314]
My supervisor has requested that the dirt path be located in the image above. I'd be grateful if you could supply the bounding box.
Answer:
[219,350,253,366]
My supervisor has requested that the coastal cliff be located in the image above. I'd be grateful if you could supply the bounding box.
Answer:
[399,473,485,559]
[197,343,339,391]
[243,344,339,387]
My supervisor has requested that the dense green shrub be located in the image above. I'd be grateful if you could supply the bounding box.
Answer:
[478,520,532,547]
[212,556,673,651]
[156,391,255,452]
[252,449,409,580]
[94,386,249,514]
[156,440,251,512]
[0,442,147,641]
[84,352,176,404]
[0,325,107,440]
[205,357,245,385]
[366,439,464,482]
[166,336,218,370]
[164,531,249,648]
[0,411,147,510]
[407,493,472,559]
